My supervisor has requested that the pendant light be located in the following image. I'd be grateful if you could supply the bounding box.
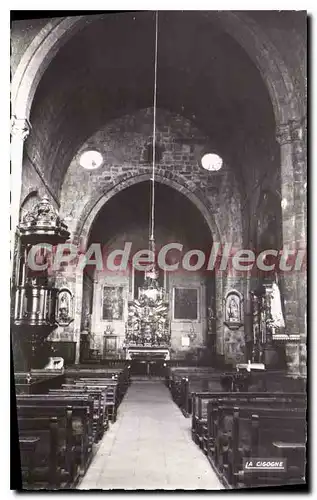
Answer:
[141,11,163,302]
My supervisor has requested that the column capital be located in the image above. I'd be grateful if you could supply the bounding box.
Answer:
[11,116,31,141]
[276,116,306,145]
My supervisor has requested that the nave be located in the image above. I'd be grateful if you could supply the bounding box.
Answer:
[78,380,223,490]
[16,363,306,490]
[11,11,307,492]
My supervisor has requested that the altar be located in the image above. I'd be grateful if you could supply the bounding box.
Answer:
[125,347,170,361]
[123,269,171,363]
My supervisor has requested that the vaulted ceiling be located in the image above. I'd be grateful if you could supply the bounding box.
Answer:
[26,11,277,197]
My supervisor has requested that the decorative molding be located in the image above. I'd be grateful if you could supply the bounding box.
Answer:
[276,122,292,145]
[290,119,305,142]
[19,195,70,242]
[276,117,307,146]
[11,116,31,141]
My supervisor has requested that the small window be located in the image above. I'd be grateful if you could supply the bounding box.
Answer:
[79,150,103,170]
[201,153,223,171]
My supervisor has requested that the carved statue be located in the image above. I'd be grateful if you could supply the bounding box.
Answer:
[56,289,73,326]
[227,295,240,322]
[269,282,285,329]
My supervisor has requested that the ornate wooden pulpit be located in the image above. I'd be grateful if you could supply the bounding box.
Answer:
[13,195,70,371]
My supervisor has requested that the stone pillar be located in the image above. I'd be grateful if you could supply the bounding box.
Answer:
[276,117,307,376]
[222,273,246,365]
[73,269,84,364]
[10,117,31,276]
[215,272,224,356]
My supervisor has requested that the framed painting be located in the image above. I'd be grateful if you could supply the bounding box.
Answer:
[173,287,199,321]
[102,286,124,320]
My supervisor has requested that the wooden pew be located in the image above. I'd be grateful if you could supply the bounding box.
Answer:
[227,406,306,488]
[48,388,105,440]
[19,436,39,488]
[210,399,306,476]
[17,407,79,489]
[196,397,306,489]
[64,366,130,402]
[170,371,225,415]
[168,367,306,416]
[61,383,110,429]
[77,379,118,422]
[191,392,306,449]
[168,366,258,415]
[17,395,94,473]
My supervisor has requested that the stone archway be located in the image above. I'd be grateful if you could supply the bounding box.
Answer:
[70,174,221,364]
[11,12,306,373]
[11,13,301,128]
[11,13,303,247]
[73,172,222,248]
[11,12,303,265]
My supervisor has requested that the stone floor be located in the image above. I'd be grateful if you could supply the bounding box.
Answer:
[77,380,223,490]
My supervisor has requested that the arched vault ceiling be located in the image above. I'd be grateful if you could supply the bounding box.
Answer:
[27,11,276,195]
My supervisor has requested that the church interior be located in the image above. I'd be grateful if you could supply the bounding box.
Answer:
[11,11,307,490]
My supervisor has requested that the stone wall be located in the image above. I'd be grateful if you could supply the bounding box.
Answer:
[55,108,247,363]
[12,13,306,371]
[59,108,242,245]
[86,228,209,360]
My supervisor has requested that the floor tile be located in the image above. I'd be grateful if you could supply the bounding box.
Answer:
[77,381,223,490]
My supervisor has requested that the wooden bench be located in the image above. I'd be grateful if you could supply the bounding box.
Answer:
[170,371,225,415]
[168,368,306,413]
[210,398,306,473]
[195,398,306,489]
[17,395,95,473]
[19,436,39,488]
[64,366,130,402]
[63,377,119,423]
[77,379,118,422]
[17,407,79,489]
[61,383,110,428]
[227,406,306,488]
[191,392,306,448]
[48,388,105,439]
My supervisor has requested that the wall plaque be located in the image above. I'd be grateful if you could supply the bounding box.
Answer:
[174,287,198,320]
[102,286,123,320]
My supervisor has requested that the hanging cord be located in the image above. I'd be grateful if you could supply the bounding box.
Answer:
[150,11,159,247]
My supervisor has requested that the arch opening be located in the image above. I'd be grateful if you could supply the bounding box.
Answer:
[80,180,217,365]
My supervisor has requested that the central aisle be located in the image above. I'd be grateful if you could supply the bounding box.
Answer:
[78,381,223,490]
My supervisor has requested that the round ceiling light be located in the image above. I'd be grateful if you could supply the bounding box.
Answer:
[201,153,223,171]
[79,150,103,170]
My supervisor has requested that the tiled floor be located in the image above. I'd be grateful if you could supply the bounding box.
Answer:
[77,380,223,490]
